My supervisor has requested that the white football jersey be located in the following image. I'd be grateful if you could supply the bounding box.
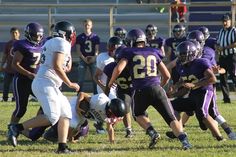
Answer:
[69,96,87,129]
[36,37,71,87]
[96,52,116,98]
[88,93,110,122]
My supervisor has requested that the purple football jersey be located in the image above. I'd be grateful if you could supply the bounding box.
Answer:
[147,37,165,49]
[119,47,162,90]
[202,46,216,66]
[205,37,216,50]
[165,37,186,61]
[76,32,100,57]
[176,58,214,92]
[104,61,132,94]
[12,39,43,76]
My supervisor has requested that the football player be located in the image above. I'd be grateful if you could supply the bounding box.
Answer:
[165,24,186,84]
[76,92,127,144]
[8,21,80,154]
[103,36,133,138]
[7,22,45,136]
[145,24,165,56]
[108,29,192,150]
[168,41,225,141]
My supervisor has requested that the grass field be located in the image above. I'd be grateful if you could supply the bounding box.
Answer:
[0,92,236,157]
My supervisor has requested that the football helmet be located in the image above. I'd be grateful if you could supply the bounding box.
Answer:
[172,24,186,39]
[176,41,197,65]
[126,29,146,47]
[198,26,210,40]
[114,27,127,40]
[107,36,123,55]
[107,98,126,118]
[24,22,44,45]
[145,24,158,38]
[190,40,202,58]
[187,30,205,48]
[53,21,76,46]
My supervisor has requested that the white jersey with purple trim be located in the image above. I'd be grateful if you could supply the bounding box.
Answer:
[69,96,87,129]
[36,37,71,87]
[88,93,110,123]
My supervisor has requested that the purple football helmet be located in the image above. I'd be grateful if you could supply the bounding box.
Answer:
[198,26,210,40]
[176,41,197,65]
[126,29,146,47]
[189,40,202,58]
[24,22,44,45]
[114,27,127,40]
[173,24,186,39]
[187,30,205,48]
[145,24,158,38]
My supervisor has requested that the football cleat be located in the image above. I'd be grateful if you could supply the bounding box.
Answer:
[8,124,20,147]
[125,128,133,138]
[228,132,236,140]
[182,139,192,150]
[94,122,106,134]
[165,131,177,139]
[149,132,160,149]
[56,146,74,154]
[43,127,58,142]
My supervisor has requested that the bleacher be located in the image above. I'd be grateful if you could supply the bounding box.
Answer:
[0,0,235,92]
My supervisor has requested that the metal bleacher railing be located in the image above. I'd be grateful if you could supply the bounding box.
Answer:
[0,1,235,41]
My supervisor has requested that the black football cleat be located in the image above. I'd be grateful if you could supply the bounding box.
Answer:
[8,124,20,147]
[149,132,160,149]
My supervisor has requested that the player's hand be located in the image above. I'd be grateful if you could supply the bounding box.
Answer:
[69,82,80,92]
[183,82,195,89]
[27,72,36,80]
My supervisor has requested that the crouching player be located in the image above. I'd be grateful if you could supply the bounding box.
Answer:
[76,92,127,144]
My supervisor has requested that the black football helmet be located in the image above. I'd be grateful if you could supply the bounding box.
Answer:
[53,21,76,46]
[198,26,210,40]
[25,22,44,45]
[126,29,146,47]
[176,41,197,65]
[173,24,186,39]
[107,36,123,54]
[107,98,126,118]
[145,24,158,38]
[187,30,205,48]
[114,27,127,40]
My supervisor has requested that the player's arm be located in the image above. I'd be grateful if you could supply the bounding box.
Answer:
[108,58,127,88]
[157,61,171,87]
[93,67,106,92]
[166,58,177,72]
[53,52,80,91]
[106,122,115,144]
[12,50,35,79]
[91,44,99,63]
[76,44,88,63]
[183,68,217,89]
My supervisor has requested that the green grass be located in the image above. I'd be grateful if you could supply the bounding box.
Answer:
[0,92,236,157]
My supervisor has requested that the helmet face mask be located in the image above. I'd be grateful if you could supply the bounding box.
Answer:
[145,24,158,38]
[25,22,44,45]
[173,24,185,39]
[176,41,197,65]
[114,27,127,40]
[198,26,210,40]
